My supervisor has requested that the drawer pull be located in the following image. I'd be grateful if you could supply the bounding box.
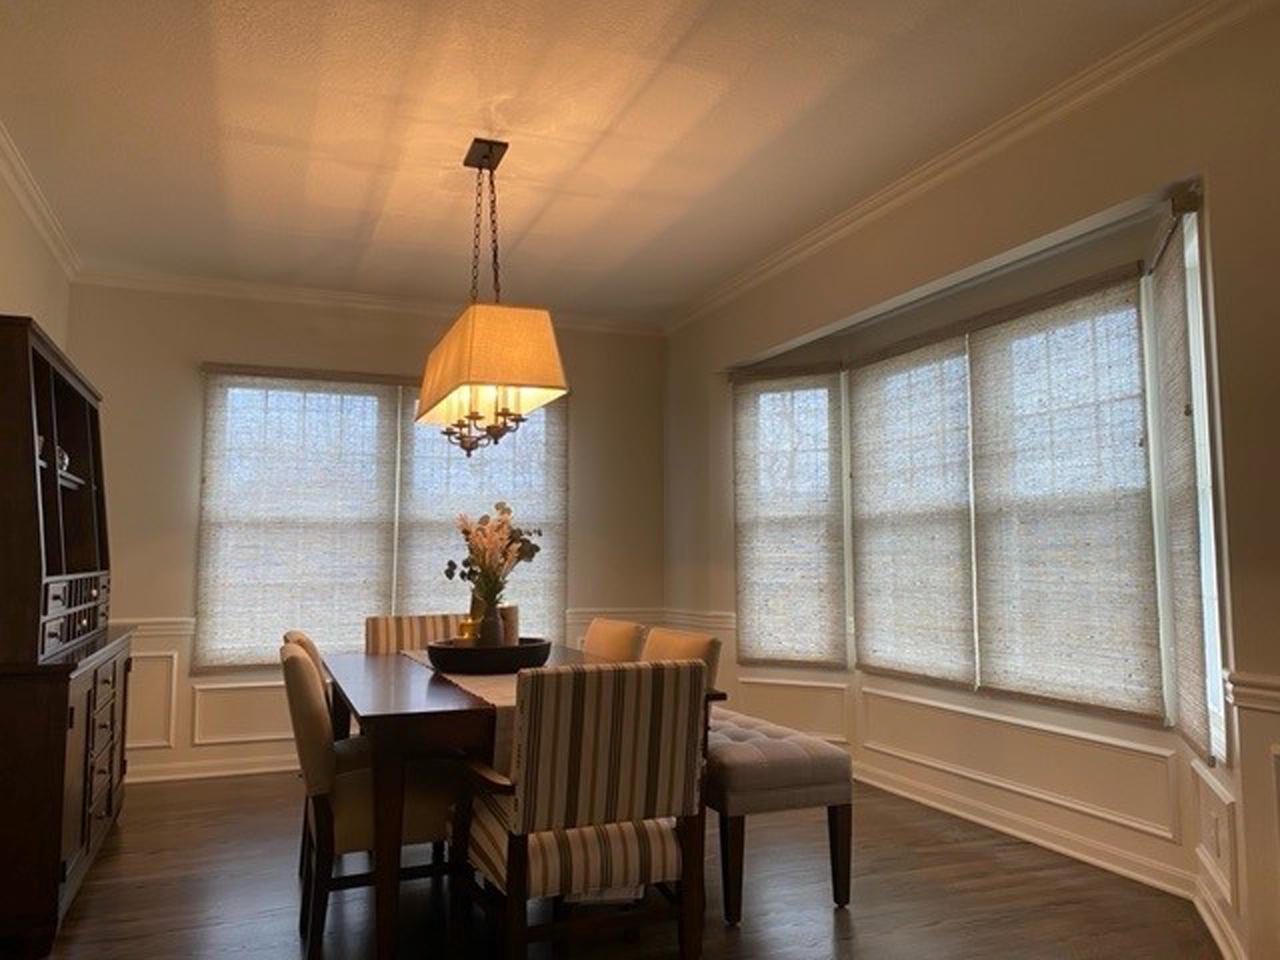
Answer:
[91,588,99,598]
[95,766,110,778]
[97,721,111,731]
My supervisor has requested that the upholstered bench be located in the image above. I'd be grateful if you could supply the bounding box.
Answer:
[705,706,852,923]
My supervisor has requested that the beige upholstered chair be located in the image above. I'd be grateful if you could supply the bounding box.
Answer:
[364,613,464,653]
[452,660,708,960]
[281,645,455,959]
[282,630,371,876]
[283,629,326,686]
[581,616,644,662]
[641,627,721,688]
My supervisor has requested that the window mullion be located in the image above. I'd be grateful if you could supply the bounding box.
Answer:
[963,334,981,691]
[389,386,405,615]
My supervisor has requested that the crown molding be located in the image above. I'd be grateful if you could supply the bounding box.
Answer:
[72,268,664,336]
[0,118,81,276]
[670,0,1254,334]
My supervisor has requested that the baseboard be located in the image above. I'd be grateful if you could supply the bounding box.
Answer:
[852,759,1196,900]
[125,754,298,784]
[1195,877,1246,960]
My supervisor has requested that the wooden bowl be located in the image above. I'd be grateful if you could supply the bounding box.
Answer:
[425,637,551,675]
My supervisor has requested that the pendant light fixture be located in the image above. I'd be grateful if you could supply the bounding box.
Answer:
[416,138,568,456]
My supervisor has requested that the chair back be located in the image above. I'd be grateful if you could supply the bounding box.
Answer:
[280,644,335,796]
[511,660,706,834]
[364,613,464,653]
[641,627,721,688]
[283,629,326,681]
[581,617,643,662]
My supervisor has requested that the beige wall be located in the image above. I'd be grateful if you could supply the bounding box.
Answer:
[664,6,1279,958]
[67,281,665,779]
[0,166,69,346]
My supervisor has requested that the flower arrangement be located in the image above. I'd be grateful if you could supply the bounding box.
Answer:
[444,501,541,617]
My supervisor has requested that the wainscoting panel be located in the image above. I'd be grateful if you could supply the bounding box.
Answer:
[860,686,1179,841]
[737,677,849,743]
[125,651,178,749]
[1193,759,1238,910]
[191,681,292,747]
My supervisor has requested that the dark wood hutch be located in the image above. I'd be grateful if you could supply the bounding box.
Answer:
[0,315,131,958]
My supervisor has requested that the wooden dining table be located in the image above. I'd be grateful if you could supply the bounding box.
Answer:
[323,645,726,960]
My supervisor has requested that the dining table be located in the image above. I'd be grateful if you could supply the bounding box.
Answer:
[322,644,727,960]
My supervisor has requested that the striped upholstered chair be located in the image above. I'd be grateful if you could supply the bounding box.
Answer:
[452,660,708,960]
[364,613,464,654]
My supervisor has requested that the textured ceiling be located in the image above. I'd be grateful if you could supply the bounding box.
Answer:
[0,0,1197,328]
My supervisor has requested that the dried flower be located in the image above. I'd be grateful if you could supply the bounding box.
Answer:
[443,501,541,610]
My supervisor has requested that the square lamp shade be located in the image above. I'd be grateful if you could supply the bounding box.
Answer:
[417,303,568,427]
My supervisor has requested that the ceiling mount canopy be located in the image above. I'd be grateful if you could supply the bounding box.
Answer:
[417,138,568,456]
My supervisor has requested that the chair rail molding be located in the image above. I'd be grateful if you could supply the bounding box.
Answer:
[1225,671,1280,713]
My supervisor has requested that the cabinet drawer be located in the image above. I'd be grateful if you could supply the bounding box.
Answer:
[89,784,114,849]
[90,743,114,803]
[95,657,118,707]
[40,618,65,657]
[45,579,69,616]
[91,697,117,758]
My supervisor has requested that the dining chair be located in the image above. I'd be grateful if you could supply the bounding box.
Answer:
[641,626,722,688]
[580,616,644,662]
[280,644,455,960]
[451,659,709,960]
[283,630,372,878]
[364,613,464,653]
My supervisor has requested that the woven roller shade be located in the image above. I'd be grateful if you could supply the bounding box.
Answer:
[195,374,400,668]
[1150,218,1212,753]
[849,338,975,683]
[969,280,1164,717]
[733,374,848,667]
[395,398,568,644]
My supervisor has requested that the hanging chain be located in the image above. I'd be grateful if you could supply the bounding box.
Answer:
[487,167,501,303]
[469,167,483,302]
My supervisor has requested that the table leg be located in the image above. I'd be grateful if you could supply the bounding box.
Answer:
[370,724,405,960]
[330,693,351,741]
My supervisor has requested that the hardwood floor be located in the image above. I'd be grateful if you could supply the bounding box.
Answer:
[50,774,1218,959]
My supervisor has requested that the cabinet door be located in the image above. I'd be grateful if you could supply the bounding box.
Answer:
[60,669,94,881]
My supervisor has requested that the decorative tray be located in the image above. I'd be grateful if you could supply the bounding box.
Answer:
[425,637,551,675]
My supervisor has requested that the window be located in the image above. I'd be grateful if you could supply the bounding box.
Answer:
[1147,213,1224,758]
[733,374,848,667]
[194,372,567,668]
[849,339,975,683]
[732,208,1223,755]
[969,281,1163,715]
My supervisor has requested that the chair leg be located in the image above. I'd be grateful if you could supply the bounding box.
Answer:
[450,795,474,948]
[298,800,310,880]
[298,829,313,938]
[504,834,528,960]
[827,803,852,908]
[305,801,335,960]
[678,812,705,960]
[432,840,445,869]
[718,812,744,925]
